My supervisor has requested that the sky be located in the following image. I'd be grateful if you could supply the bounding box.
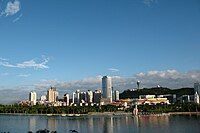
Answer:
[0,0,200,103]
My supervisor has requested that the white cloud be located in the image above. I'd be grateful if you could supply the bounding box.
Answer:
[108,68,119,72]
[34,69,200,92]
[0,69,199,103]
[0,56,50,70]
[0,57,8,61]
[2,0,20,16]
[18,74,30,77]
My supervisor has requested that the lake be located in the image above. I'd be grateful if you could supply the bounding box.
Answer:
[0,114,199,133]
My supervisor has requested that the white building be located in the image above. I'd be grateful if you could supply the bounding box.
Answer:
[194,91,200,104]
[72,92,76,104]
[47,87,58,103]
[29,91,37,105]
[102,76,113,103]
[40,95,46,101]
[87,90,93,103]
[76,90,81,104]
[114,90,120,101]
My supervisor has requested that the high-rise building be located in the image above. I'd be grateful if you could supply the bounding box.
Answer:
[29,91,37,105]
[72,92,76,104]
[102,76,112,103]
[194,91,200,104]
[80,92,87,103]
[93,89,101,104]
[194,82,200,95]
[63,93,70,106]
[87,90,93,103]
[114,90,120,101]
[47,87,58,103]
[76,90,81,104]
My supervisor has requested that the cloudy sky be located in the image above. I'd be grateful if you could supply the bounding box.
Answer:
[0,0,200,103]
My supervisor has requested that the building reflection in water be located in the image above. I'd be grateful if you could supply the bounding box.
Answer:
[133,116,139,127]
[28,117,36,132]
[103,116,114,133]
[137,115,170,132]
[88,117,94,133]
[47,117,57,131]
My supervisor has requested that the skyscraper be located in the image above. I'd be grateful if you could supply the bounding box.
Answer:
[29,91,37,105]
[114,90,120,101]
[87,90,93,103]
[47,87,58,103]
[63,93,70,106]
[76,90,81,104]
[194,91,200,104]
[194,82,200,94]
[102,76,112,103]
[93,89,102,104]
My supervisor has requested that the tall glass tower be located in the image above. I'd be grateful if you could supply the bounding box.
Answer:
[102,76,112,103]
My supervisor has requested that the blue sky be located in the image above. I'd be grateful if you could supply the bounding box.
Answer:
[0,0,200,90]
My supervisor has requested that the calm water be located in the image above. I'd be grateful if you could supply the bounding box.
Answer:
[0,114,200,133]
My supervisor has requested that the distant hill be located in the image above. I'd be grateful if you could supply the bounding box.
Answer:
[119,87,194,99]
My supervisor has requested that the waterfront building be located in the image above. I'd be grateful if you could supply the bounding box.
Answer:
[178,95,194,103]
[194,82,200,95]
[93,89,101,104]
[87,90,93,103]
[80,92,87,103]
[29,91,37,105]
[194,91,200,104]
[47,87,58,103]
[76,90,81,104]
[157,94,176,104]
[139,95,155,99]
[102,76,113,103]
[72,92,76,104]
[133,97,170,105]
[40,95,46,102]
[63,93,70,106]
[113,90,120,101]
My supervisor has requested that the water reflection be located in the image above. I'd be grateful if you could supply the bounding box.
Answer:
[103,116,114,133]
[47,117,57,131]
[3,114,199,133]
[88,117,94,133]
[28,116,36,132]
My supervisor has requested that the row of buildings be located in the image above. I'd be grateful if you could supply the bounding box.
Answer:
[28,76,200,107]
[29,76,120,106]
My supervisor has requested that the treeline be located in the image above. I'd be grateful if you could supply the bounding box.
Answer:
[120,87,194,99]
[0,104,118,114]
[0,103,199,114]
[135,103,200,113]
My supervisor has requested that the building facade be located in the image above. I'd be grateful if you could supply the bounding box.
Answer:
[113,90,120,101]
[102,76,113,103]
[47,87,58,103]
[194,82,200,95]
[63,93,70,106]
[87,90,93,103]
[93,89,101,104]
[29,91,37,105]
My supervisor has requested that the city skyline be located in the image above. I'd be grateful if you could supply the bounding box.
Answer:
[0,0,200,103]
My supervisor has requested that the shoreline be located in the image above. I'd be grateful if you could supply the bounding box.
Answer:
[0,112,200,117]
[168,112,200,115]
